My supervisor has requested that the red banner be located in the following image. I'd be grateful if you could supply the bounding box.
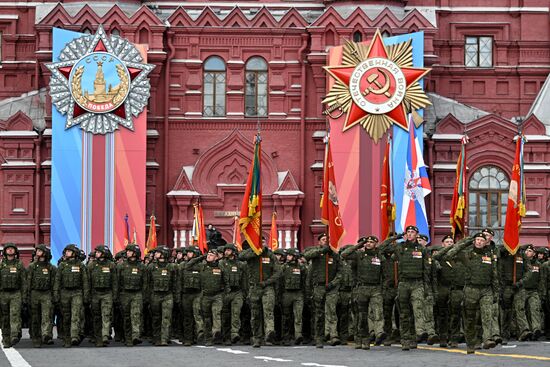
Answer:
[320,136,345,252]
[269,212,278,250]
[145,215,157,255]
[503,136,526,255]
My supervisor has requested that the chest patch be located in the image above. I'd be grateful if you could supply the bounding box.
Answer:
[516,258,523,264]
[292,268,301,275]
[411,251,423,259]
[131,268,139,274]
[481,256,492,264]
[42,268,49,275]
[328,257,334,265]
[231,266,238,272]
[9,267,17,273]
[371,257,381,266]
[161,269,168,276]
[71,266,80,273]
[532,266,539,273]
[101,267,110,273]
[262,258,271,264]
[212,268,221,275]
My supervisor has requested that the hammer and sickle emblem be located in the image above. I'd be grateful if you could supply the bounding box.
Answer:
[363,68,392,98]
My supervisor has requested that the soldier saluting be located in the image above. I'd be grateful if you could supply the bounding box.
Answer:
[342,235,386,350]
[443,233,499,354]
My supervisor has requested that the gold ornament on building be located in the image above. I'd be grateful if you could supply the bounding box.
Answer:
[323,29,431,142]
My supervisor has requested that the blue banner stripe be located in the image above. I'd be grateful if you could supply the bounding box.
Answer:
[386,32,430,239]
[51,28,84,262]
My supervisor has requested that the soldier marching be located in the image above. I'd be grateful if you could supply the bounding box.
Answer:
[0,228,549,354]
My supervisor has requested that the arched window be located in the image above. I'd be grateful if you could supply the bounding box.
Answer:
[468,165,509,243]
[353,31,363,43]
[245,57,268,117]
[111,28,121,36]
[203,56,226,117]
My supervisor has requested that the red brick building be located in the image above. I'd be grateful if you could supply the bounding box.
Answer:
[0,0,549,258]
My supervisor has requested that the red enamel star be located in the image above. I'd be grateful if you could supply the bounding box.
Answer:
[324,30,430,131]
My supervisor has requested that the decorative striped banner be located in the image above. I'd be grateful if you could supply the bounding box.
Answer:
[50,28,146,261]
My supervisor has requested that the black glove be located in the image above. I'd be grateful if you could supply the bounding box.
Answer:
[396,232,404,240]
[321,246,331,254]
[513,282,522,290]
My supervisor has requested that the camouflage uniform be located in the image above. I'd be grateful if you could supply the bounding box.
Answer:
[498,246,524,341]
[0,243,27,348]
[26,245,56,347]
[178,247,204,346]
[53,244,90,347]
[342,237,386,350]
[116,244,146,346]
[147,247,177,346]
[219,244,245,344]
[381,244,400,345]
[515,246,543,340]
[280,248,306,345]
[444,235,499,353]
[379,231,436,350]
[303,245,341,347]
[238,246,281,348]
[337,250,355,344]
[190,250,228,345]
[432,242,467,347]
[88,245,117,347]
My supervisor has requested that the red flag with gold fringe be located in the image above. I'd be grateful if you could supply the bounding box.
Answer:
[320,135,345,252]
[503,135,526,255]
[450,136,468,240]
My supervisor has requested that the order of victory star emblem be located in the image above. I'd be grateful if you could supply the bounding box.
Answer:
[323,30,431,142]
[47,25,155,134]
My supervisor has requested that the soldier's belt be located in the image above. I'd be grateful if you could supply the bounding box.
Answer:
[203,290,223,296]
[355,283,380,287]
[399,278,423,282]
[464,284,491,288]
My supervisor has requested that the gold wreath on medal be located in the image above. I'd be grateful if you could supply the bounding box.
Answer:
[323,30,431,142]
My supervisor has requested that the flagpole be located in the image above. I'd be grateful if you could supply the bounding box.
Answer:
[257,117,263,282]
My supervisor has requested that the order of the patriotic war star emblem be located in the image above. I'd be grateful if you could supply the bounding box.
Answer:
[323,30,431,142]
[47,25,155,134]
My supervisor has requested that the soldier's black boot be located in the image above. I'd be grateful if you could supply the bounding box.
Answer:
[482,339,496,349]
[375,332,387,346]
[354,337,362,349]
[401,340,410,351]
[427,334,439,345]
